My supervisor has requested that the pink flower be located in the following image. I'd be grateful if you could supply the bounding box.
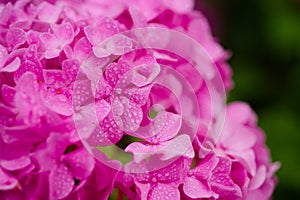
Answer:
[84,18,132,58]
[33,133,95,199]
[40,22,75,59]
[0,0,278,199]
[215,102,280,199]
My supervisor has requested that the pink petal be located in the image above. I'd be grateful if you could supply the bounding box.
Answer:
[40,33,58,50]
[112,96,143,132]
[27,30,43,48]
[14,60,43,83]
[230,161,248,189]
[126,135,194,163]
[183,177,215,199]
[43,69,68,88]
[73,37,92,63]
[125,84,152,106]
[125,142,162,163]
[40,23,74,58]
[0,168,18,190]
[51,22,74,45]
[95,99,111,122]
[99,114,123,144]
[210,157,242,197]
[249,165,267,190]
[36,2,61,23]
[0,156,31,171]
[144,111,182,143]
[15,72,39,97]
[50,164,74,199]
[210,173,241,197]
[72,80,94,108]
[87,114,123,146]
[227,102,257,125]
[95,76,112,99]
[159,134,194,160]
[212,157,232,175]
[129,7,148,28]
[63,148,95,180]
[1,84,16,106]
[191,153,218,180]
[94,163,110,190]
[0,57,20,72]
[135,182,151,200]
[0,44,8,67]
[102,34,132,57]
[227,149,257,176]
[105,62,131,87]
[6,27,26,50]
[163,0,194,13]
[84,18,119,46]
[148,183,180,200]
[126,63,160,87]
[93,46,112,58]
[62,59,80,82]
[44,91,72,116]
[23,44,41,66]
[224,126,257,151]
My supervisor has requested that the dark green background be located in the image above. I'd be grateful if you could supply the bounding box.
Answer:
[197,0,300,199]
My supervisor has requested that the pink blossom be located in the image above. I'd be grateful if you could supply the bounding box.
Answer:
[40,22,75,59]
[0,0,278,199]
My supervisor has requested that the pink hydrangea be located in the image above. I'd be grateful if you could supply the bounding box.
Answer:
[0,0,278,200]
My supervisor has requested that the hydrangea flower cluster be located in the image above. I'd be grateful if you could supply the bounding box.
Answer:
[0,0,279,199]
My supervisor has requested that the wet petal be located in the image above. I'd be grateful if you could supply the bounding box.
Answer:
[191,153,218,180]
[94,34,132,58]
[44,90,72,116]
[84,18,119,46]
[183,177,215,199]
[6,27,26,50]
[87,113,123,146]
[148,183,180,200]
[135,182,151,200]
[95,99,111,122]
[14,59,43,83]
[105,62,131,87]
[41,22,74,58]
[72,80,94,108]
[112,96,143,132]
[145,111,182,143]
[50,164,74,199]
[1,84,16,106]
[124,84,152,106]
[63,148,95,180]
[95,76,112,99]
[73,37,92,63]
[51,22,74,45]
[43,69,68,88]
[62,59,80,82]
[210,173,241,197]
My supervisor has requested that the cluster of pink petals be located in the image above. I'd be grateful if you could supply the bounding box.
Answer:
[0,0,278,200]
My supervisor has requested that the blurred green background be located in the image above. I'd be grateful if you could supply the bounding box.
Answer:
[197,0,300,199]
